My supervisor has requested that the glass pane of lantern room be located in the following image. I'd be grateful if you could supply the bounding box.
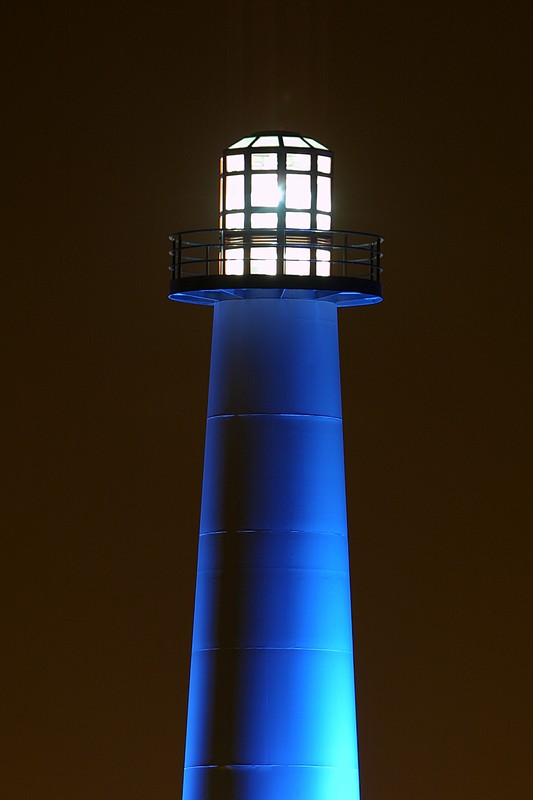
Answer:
[252,135,280,147]
[251,212,278,228]
[226,212,245,228]
[252,153,278,170]
[284,247,310,275]
[303,137,328,149]
[317,176,331,212]
[226,175,245,210]
[224,248,244,275]
[286,211,311,229]
[251,246,277,275]
[282,135,309,147]
[317,155,331,173]
[317,213,331,230]
[229,136,255,149]
[285,174,311,209]
[251,174,280,207]
[226,154,245,172]
[316,249,331,276]
[286,153,311,171]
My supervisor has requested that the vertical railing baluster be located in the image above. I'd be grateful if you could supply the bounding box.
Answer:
[344,232,348,277]
[178,233,182,278]
[171,236,176,279]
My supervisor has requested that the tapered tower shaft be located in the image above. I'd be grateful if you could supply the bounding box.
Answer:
[182,298,360,799]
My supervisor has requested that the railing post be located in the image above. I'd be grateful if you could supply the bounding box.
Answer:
[377,238,381,280]
[170,236,176,279]
[177,233,182,279]
[370,239,374,281]
[343,233,347,278]
[277,226,284,277]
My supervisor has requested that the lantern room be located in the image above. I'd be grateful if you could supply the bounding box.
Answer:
[168,131,383,306]
[220,132,333,277]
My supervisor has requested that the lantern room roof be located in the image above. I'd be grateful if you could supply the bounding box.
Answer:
[226,132,331,152]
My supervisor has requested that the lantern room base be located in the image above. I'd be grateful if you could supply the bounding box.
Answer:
[168,275,382,307]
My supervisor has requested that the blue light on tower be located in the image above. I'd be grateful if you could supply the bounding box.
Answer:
[169,133,383,800]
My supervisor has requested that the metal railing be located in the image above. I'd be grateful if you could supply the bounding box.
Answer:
[169,228,383,282]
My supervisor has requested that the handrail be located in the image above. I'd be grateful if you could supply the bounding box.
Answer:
[168,228,383,282]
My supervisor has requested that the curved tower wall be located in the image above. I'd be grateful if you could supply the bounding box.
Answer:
[182,297,360,800]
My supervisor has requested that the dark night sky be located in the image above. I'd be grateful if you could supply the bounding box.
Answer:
[2,1,530,798]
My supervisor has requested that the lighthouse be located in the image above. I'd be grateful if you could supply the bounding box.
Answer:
[169,132,383,800]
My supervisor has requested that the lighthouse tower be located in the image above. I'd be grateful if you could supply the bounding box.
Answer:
[169,132,383,800]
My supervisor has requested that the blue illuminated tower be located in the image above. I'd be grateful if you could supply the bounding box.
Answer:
[169,133,383,800]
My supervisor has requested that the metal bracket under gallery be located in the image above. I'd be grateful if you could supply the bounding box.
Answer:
[168,228,384,307]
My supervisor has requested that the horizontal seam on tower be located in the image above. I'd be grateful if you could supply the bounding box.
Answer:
[185,764,359,770]
[200,528,345,536]
[191,646,353,654]
[196,566,349,573]
[207,413,342,421]
[199,529,348,537]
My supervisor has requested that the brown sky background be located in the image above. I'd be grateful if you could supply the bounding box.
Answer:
[2,1,530,798]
